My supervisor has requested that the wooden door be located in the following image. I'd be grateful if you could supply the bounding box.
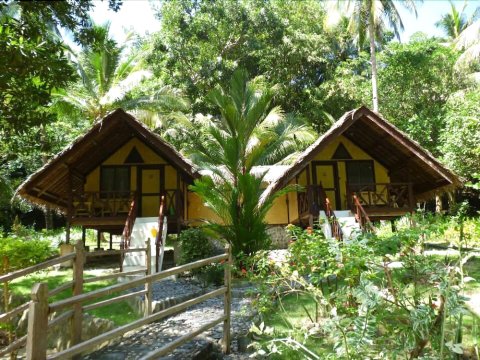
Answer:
[138,166,164,217]
[312,162,340,210]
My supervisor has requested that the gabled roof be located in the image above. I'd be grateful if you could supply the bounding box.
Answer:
[16,109,199,210]
[261,106,461,202]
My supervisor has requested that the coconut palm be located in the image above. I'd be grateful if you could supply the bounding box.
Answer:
[336,0,419,112]
[55,22,188,124]
[189,69,316,256]
[436,1,473,40]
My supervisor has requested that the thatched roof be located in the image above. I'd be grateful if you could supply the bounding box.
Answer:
[261,106,461,203]
[15,109,199,211]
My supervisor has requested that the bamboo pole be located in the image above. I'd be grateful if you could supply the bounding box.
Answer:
[222,244,232,354]
[26,283,48,360]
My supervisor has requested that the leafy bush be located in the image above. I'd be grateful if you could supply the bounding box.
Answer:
[177,227,214,265]
[0,237,56,272]
[178,228,224,287]
[247,218,477,358]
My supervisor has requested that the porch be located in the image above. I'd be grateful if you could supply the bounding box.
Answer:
[296,182,415,225]
[68,189,185,235]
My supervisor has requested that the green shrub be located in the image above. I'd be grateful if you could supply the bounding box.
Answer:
[0,237,56,271]
[178,228,224,286]
[178,227,214,265]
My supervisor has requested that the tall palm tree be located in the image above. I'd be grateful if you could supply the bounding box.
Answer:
[435,1,472,40]
[55,22,188,124]
[337,0,419,112]
[189,69,316,256]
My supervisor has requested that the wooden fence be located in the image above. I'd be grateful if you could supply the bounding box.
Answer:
[0,244,148,359]
[1,240,232,359]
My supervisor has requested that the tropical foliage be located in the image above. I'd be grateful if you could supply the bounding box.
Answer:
[334,0,419,111]
[247,214,479,358]
[190,69,315,256]
[55,22,188,124]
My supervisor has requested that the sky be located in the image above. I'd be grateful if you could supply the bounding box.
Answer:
[88,0,480,43]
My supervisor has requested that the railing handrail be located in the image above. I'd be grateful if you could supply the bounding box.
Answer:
[0,253,76,284]
[155,195,166,272]
[352,194,374,232]
[23,241,232,360]
[325,197,343,241]
[122,193,138,249]
[49,252,228,312]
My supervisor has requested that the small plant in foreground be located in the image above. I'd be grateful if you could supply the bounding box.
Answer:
[247,217,477,359]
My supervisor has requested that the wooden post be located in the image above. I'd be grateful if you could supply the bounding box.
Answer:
[26,283,48,360]
[71,241,85,349]
[2,257,14,359]
[109,233,113,250]
[120,235,125,272]
[408,183,415,213]
[96,230,101,250]
[156,196,165,273]
[66,169,73,244]
[145,238,153,317]
[81,227,86,247]
[222,244,232,354]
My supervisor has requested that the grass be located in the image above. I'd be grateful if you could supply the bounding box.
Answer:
[465,256,480,292]
[8,268,140,326]
[260,293,331,359]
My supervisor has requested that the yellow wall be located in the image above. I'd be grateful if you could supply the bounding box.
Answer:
[187,192,222,225]
[265,135,391,224]
[83,137,183,217]
[311,135,390,210]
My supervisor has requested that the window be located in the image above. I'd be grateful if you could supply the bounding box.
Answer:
[100,166,130,195]
[346,161,375,191]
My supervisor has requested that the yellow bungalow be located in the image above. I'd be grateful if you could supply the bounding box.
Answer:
[16,109,199,248]
[16,107,461,248]
[261,106,461,232]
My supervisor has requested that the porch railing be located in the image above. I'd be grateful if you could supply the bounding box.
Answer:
[298,184,343,241]
[352,194,374,233]
[71,190,184,221]
[298,184,326,217]
[163,189,184,221]
[346,182,414,210]
[72,191,136,218]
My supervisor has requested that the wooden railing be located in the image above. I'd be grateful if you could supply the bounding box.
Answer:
[0,246,148,358]
[298,184,343,241]
[21,241,232,360]
[155,195,166,273]
[346,182,414,210]
[162,189,184,221]
[122,195,138,249]
[298,185,325,217]
[72,191,136,218]
[319,186,343,242]
[352,194,374,233]
[324,198,343,241]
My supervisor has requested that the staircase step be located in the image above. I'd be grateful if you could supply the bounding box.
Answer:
[333,210,353,218]
[124,217,164,274]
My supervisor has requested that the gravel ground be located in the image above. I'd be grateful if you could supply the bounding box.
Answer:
[82,278,256,360]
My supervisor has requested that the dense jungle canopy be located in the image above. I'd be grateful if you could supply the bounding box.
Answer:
[1,0,480,230]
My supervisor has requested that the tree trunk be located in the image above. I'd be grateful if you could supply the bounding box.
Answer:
[368,19,379,112]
